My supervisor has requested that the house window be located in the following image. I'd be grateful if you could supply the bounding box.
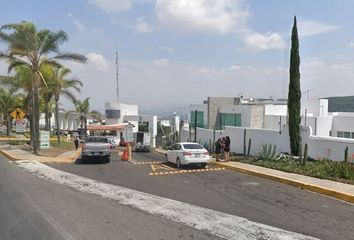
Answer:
[105,109,120,118]
[337,131,351,138]
[220,113,242,127]
[344,132,351,138]
[190,111,204,128]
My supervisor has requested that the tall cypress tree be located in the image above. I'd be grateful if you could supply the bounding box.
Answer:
[288,16,301,155]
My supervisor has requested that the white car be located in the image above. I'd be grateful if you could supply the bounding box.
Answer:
[165,142,210,168]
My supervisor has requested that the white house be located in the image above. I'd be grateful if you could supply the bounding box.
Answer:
[190,96,354,139]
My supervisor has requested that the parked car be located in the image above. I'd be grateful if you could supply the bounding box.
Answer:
[81,136,111,163]
[165,142,210,168]
[133,142,150,152]
[106,136,120,149]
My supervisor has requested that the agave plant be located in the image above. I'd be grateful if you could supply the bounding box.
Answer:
[258,144,281,161]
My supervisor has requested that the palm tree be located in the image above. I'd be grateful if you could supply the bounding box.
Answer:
[74,98,90,135]
[0,87,24,136]
[49,66,82,145]
[74,98,101,138]
[0,66,32,119]
[0,21,87,154]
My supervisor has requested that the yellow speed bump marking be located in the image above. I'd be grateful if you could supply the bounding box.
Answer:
[149,167,225,176]
[133,161,162,165]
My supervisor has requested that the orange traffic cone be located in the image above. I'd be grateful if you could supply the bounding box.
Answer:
[121,150,129,161]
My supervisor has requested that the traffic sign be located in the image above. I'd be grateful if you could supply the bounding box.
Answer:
[15,119,27,133]
[11,108,26,120]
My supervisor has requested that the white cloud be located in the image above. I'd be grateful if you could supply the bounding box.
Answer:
[155,0,250,34]
[347,42,354,48]
[244,31,287,51]
[89,0,133,12]
[298,20,339,37]
[152,58,169,66]
[73,20,85,33]
[158,46,174,53]
[86,52,110,70]
[60,53,354,111]
[136,17,153,32]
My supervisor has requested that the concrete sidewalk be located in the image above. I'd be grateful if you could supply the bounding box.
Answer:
[0,145,81,163]
[154,147,354,204]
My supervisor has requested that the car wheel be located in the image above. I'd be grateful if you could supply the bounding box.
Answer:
[165,154,168,163]
[200,163,207,168]
[176,158,181,169]
[106,156,110,163]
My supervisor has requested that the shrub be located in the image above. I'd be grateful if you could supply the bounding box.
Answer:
[258,144,281,161]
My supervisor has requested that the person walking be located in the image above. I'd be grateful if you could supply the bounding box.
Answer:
[74,136,80,150]
[224,136,231,162]
[215,138,222,161]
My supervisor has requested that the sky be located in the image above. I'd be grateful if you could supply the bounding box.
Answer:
[1,0,354,113]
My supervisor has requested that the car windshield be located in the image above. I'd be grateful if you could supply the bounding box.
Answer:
[183,144,204,149]
[86,137,108,143]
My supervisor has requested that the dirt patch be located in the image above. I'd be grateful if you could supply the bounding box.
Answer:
[18,144,75,157]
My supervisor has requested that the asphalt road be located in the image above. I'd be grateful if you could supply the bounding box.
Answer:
[0,155,223,240]
[46,150,354,240]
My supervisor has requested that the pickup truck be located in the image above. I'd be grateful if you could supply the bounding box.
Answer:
[81,136,112,163]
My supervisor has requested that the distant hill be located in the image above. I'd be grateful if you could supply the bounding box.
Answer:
[326,96,354,112]
[139,104,190,120]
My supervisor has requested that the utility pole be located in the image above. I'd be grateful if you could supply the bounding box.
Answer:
[115,51,119,102]
[194,110,197,143]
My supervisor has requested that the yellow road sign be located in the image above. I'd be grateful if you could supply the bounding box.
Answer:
[11,108,26,120]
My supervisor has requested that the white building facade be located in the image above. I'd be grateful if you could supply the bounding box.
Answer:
[190,96,354,139]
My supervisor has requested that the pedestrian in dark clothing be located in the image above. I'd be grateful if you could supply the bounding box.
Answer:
[224,136,231,162]
[74,136,79,150]
[215,138,222,161]
[221,137,226,160]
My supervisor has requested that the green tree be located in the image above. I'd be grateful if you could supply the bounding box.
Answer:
[74,98,101,138]
[49,66,82,145]
[288,16,301,155]
[0,87,24,136]
[0,21,87,154]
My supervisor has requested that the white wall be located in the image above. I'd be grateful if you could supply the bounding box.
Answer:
[105,102,138,125]
[263,115,286,131]
[301,99,328,116]
[331,113,354,137]
[40,112,80,131]
[264,105,287,116]
[181,124,354,162]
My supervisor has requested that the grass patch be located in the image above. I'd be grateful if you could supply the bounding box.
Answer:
[50,140,75,149]
[232,157,354,185]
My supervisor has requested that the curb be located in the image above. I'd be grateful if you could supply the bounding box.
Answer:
[0,149,21,161]
[210,161,354,204]
[69,149,81,162]
[153,148,166,155]
[0,148,81,163]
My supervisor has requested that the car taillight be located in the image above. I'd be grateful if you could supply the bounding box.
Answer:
[109,144,112,149]
[203,151,209,155]
[183,152,192,156]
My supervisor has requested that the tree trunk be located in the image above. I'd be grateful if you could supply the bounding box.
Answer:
[55,98,60,146]
[6,115,10,136]
[31,72,39,155]
[45,99,49,131]
[84,116,87,138]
